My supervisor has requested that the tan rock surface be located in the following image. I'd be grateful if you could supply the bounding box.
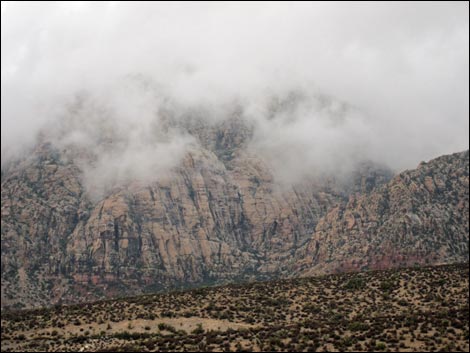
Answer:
[1,119,468,309]
[295,150,469,276]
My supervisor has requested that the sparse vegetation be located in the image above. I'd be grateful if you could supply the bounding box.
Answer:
[1,263,468,352]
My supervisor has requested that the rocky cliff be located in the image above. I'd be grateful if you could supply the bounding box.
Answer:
[295,150,469,275]
[1,117,468,309]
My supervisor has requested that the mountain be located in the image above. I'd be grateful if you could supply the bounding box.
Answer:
[1,117,468,309]
[294,150,469,275]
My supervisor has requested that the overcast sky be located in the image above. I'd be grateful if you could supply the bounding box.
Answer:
[1,2,468,187]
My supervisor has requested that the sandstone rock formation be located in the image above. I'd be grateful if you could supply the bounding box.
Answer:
[295,150,469,275]
[1,117,468,309]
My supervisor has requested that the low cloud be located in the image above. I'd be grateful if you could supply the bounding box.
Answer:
[1,2,468,189]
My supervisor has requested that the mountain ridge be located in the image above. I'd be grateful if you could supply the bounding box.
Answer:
[1,119,468,309]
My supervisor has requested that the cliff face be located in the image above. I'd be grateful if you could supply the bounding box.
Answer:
[1,117,468,309]
[0,118,341,308]
[295,150,469,276]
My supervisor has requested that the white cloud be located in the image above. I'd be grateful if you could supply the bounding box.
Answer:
[1,2,468,186]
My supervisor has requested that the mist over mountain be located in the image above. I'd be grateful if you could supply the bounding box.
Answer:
[1,1,469,318]
[2,2,469,191]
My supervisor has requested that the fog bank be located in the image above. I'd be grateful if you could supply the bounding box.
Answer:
[1,2,468,188]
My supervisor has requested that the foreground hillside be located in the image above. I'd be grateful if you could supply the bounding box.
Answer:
[1,263,468,352]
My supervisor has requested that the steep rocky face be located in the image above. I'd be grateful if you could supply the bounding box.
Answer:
[294,150,469,276]
[1,144,89,306]
[0,118,346,308]
[1,117,467,309]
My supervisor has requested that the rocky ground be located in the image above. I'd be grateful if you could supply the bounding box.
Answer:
[1,263,468,352]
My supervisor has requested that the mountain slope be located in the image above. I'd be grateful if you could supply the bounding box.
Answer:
[1,118,468,309]
[1,118,351,308]
[295,150,469,275]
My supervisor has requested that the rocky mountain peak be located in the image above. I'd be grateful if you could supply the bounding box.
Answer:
[1,117,467,309]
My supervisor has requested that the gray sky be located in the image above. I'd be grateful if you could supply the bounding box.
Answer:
[1,2,468,187]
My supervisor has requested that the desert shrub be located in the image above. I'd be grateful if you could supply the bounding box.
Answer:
[161,310,175,318]
[158,323,176,332]
[192,323,204,335]
[380,280,396,292]
[344,278,365,290]
[303,303,321,314]
[70,335,88,344]
[348,322,369,331]
[375,342,386,350]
